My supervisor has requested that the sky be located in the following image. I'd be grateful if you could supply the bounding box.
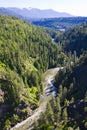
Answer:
[0,0,87,16]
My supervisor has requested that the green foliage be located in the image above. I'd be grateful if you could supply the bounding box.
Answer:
[2,15,87,130]
[32,21,87,130]
[55,22,87,56]
[3,119,11,130]
[0,68,22,106]
[55,55,87,100]
[0,15,67,129]
[52,54,87,130]
[11,114,19,126]
[0,15,66,73]
[62,108,68,120]
[38,124,53,130]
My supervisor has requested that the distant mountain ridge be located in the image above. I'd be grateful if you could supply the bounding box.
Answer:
[0,7,73,19]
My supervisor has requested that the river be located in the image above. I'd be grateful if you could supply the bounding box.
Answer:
[10,67,62,130]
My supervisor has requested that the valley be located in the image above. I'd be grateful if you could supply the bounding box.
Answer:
[0,14,87,130]
[11,67,61,130]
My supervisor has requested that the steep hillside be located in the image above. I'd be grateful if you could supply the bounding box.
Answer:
[55,22,87,56]
[55,55,87,99]
[1,15,87,130]
[35,54,87,130]
[0,15,67,129]
[29,23,87,130]
[53,55,87,129]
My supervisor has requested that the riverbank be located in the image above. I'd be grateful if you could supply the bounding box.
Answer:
[10,67,61,130]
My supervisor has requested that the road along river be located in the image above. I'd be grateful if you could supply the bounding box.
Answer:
[11,67,63,130]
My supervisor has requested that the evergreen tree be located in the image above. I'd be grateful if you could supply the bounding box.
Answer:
[62,108,68,121]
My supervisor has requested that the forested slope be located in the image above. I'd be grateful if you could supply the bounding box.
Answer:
[55,22,87,56]
[32,23,87,130]
[0,15,67,129]
[35,53,87,130]
[1,15,87,130]
[53,54,87,130]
